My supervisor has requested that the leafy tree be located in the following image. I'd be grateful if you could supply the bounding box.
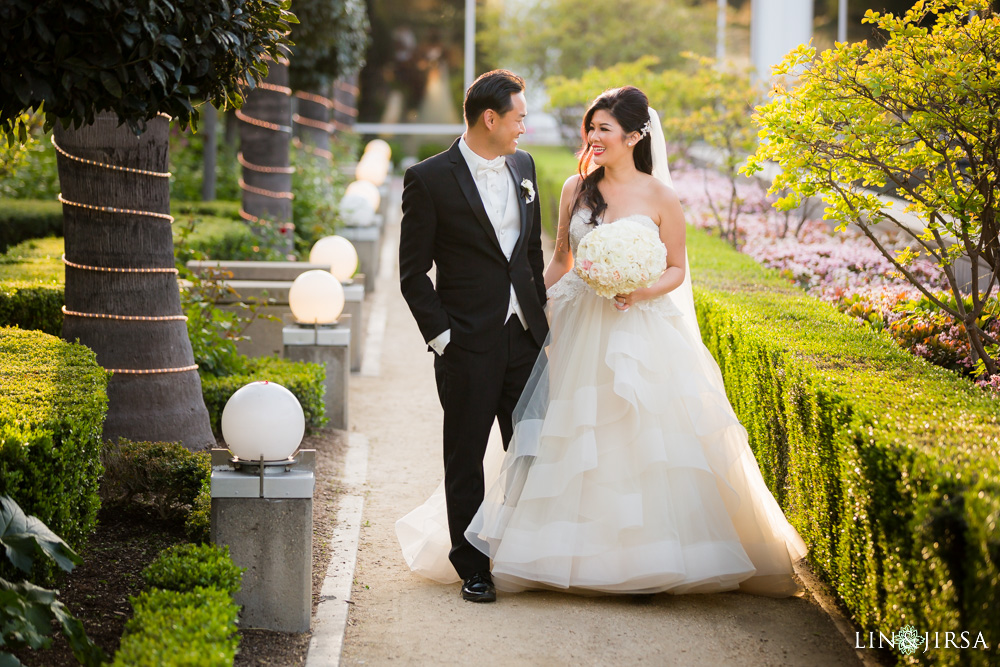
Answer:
[235,0,369,250]
[0,0,294,448]
[499,0,715,86]
[744,0,1000,376]
[288,0,369,159]
[288,0,369,95]
[0,113,42,180]
[547,55,761,246]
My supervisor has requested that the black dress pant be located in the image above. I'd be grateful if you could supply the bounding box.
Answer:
[433,318,540,579]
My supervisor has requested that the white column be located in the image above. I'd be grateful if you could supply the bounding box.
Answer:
[838,0,848,43]
[716,0,727,62]
[464,0,476,89]
[750,0,813,84]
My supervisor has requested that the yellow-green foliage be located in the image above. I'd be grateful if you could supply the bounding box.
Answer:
[0,327,109,580]
[689,227,1000,666]
[112,544,244,666]
[744,0,1000,375]
[545,54,759,169]
[111,588,239,667]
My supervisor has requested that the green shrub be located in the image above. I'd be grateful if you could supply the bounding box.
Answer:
[0,328,109,582]
[142,543,244,596]
[291,145,348,258]
[0,236,64,284]
[0,281,63,334]
[0,137,60,201]
[179,269,254,378]
[111,587,239,667]
[688,228,1000,666]
[200,356,327,436]
[100,439,211,516]
[173,214,283,264]
[0,199,63,253]
[172,200,241,220]
[185,477,212,544]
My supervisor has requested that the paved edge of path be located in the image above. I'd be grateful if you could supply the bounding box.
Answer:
[305,432,370,667]
[307,189,400,665]
[793,560,880,667]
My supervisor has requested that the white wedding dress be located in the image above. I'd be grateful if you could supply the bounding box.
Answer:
[397,210,808,596]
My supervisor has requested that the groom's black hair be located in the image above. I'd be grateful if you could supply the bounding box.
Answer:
[464,69,525,127]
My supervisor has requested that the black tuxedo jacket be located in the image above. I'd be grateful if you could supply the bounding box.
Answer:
[399,139,549,353]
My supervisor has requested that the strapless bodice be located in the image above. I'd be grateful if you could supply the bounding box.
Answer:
[550,211,680,317]
[568,211,659,258]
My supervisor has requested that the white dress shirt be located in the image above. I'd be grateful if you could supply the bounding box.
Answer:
[428,138,527,355]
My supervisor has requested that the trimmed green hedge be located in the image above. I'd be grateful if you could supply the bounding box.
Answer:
[0,327,109,579]
[0,236,64,284]
[101,439,212,543]
[110,543,244,666]
[687,228,1000,666]
[0,281,63,334]
[0,199,63,254]
[200,356,327,436]
[172,201,241,220]
[111,587,239,667]
[100,439,209,512]
[142,543,244,596]
[173,215,260,263]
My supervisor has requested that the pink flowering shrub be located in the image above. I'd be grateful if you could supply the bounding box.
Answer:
[674,164,1000,396]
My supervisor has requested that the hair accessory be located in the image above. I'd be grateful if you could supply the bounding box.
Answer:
[638,120,652,140]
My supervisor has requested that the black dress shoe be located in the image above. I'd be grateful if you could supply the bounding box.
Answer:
[461,571,496,603]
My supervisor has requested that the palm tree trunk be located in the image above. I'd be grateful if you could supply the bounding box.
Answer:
[55,111,215,450]
[333,75,360,131]
[239,59,293,251]
[293,83,334,164]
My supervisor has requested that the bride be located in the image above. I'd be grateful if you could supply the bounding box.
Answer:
[396,85,807,596]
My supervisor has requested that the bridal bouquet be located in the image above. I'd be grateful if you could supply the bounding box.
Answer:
[575,220,667,299]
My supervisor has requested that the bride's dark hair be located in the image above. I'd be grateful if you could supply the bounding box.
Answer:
[573,86,653,225]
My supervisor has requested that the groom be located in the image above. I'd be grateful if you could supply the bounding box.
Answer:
[399,69,548,602]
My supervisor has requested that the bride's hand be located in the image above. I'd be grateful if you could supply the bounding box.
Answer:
[614,288,648,311]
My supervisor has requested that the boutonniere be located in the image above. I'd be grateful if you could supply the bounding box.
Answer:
[520,178,535,204]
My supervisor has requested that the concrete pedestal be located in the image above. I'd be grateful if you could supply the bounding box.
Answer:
[210,452,315,633]
[283,325,350,429]
[339,224,381,293]
[342,283,365,372]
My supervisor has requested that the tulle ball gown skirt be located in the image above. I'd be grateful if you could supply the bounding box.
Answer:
[398,272,807,596]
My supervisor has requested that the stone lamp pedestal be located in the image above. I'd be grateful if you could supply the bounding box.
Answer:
[283,324,350,429]
[211,449,316,633]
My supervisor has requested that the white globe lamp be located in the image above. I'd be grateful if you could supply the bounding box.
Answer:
[309,236,358,282]
[364,139,392,161]
[289,270,345,324]
[355,154,389,186]
[221,381,305,462]
[345,180,380,212]
[339,193,376,227]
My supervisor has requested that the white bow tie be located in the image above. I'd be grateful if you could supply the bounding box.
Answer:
[477,156,506,177]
